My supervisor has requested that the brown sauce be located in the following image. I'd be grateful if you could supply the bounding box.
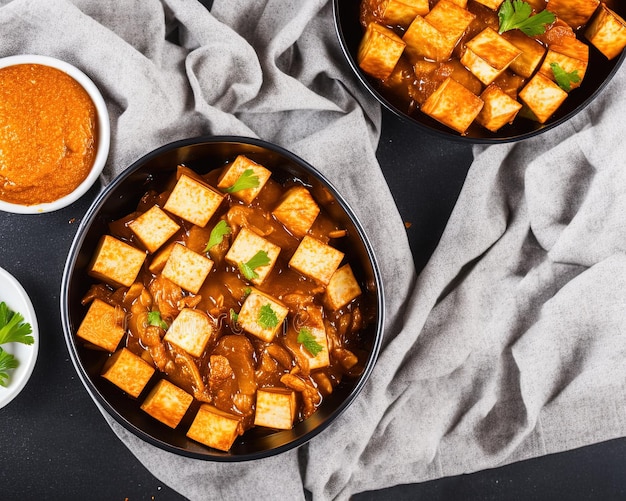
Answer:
[0,64,97,205]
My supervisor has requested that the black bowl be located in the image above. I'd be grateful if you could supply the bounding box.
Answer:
[60,136,384,461]
[333,0,626,143]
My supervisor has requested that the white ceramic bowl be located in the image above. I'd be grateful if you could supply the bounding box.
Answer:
[0,266,39,409]
[0,54,110,214]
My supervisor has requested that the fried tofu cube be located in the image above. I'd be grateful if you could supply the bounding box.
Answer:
[296,306,330,370]
[272,186,320,238]
[381,0,429,27]
[254,388,297,430]
[101,348,155,398]
[476,84,522,132]
[76,298,125,352]
[472,0,504,9]
[161,243,213,294]
[164,174,224,227]
[492,71,526,99]
[358,22,406,80]
[325,264,362,311]
[238,289,289,342]
[89,235,146,288]
[425,0,475,45]
[539,46,588,91]
[404,0,475,61]
[403,15,454,61]
[289,235,345,286]
[585,4,626,60]
[421,77,484,134]
[461,28,522,85]
[440,59,484,94]
[164,308,214,357]
[501,30,547,78]
[187,404,242,452]
[549,33,590,62]
[547,0,599,28]
[148,242,175,274]
[518,72,568,123]
[129,205,180,253]
[216,155,272,205]
[141,379,193,429]
[225,227,281,285]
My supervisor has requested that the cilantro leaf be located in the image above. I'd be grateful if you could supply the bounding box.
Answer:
[258,304,279,330]
[498,0,555,36]
[223,169,259,193]
[230,308,239,324]
[0,347,19,387]
[238,250,271,280]
[204,220,231,252]
[0,302,34,346]
[550,62,581,92]
[0,348,18,386]
[297,328,323,357]
[147,310,168,330]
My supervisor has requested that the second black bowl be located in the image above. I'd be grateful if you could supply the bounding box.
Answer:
[333,0,626,143]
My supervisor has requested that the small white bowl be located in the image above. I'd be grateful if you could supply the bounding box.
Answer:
[0,54,110,214]
[0,266,39,409]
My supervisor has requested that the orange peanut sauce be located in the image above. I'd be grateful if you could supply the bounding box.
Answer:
[0,63,97,205]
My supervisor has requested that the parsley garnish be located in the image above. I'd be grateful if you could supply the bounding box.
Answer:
[0,301,34,387]
[223,169,259,193]
[498,0,555,36]
[550,62,580,92]
[204,220,231,252]
[297,328,323,357]
[0,302,33,345]
[238,250,271,280]
[0,349,19,387]
[147,310,168,330]
[258,304,279,330]
[230,308,239,324]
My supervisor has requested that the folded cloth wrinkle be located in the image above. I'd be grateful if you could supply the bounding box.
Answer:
[186,44,264,114]
[69,0,167,59]
[184,56,257,137]
[212,1,342,115]
[547,165,626,267]
[513,255,626,412]
[525,147,593,252]
[252,1,325,58]
[212,0,323,73]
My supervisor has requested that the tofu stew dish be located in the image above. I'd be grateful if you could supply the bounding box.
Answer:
[63,139,381,458]
[357,0,626,135]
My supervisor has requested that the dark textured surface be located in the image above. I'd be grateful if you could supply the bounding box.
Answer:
[2,0,626,496]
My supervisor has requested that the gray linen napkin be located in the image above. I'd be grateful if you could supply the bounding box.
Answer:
[4,0,626,499]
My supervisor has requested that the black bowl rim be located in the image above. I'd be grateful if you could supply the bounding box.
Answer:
[60,135,385,461]
[332,0,626,144]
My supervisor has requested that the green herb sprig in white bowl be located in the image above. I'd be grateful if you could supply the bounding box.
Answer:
[0,301,34,387]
